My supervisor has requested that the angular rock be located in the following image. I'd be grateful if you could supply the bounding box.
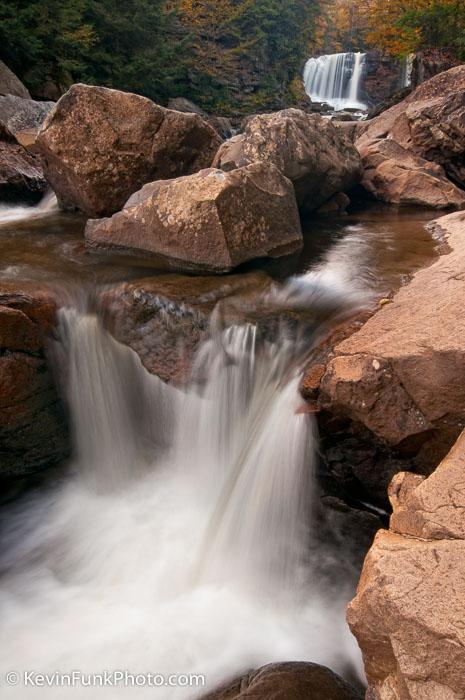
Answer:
[357,65,465,205]
[212,109,362,211]
[348,430,465,700]
[36,84,222,217]
[358,138,465,209]
[0,282,69,481]
[0,95,54,134]
[318,211,465,472]
[167,97,233,139]
[85,162,303,273]
[0,60,30,99]
[200,662,363,700]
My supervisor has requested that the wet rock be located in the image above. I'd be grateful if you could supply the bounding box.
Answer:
[0,95,54,134]
[36,84,222,217]
[0,122,47,201]
[357,65,465,205]
[316,192,351,215]
[100,272,272,383]
[85,162,302,273]
[0,60,30,99]
[0,282,69,482]
[319,211,465,474]
[200,662,363,700]
[358,138,465,209]
[212,109,362,212]
[348,429,465,700]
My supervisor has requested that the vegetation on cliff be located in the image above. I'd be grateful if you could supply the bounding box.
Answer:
[0,0,317,112]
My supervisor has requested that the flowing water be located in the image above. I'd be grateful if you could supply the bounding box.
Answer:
[0,197,439,698]
[303,52,367,111]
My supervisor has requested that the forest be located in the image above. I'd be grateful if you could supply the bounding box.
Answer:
[1,0,464,111]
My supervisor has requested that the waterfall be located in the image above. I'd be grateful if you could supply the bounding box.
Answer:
[0,275,366,698]
[401,53,414,89]
[303,52,367,111]
[0,190,58,226]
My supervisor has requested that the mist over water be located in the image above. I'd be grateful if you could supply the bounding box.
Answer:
[0,263,369,697]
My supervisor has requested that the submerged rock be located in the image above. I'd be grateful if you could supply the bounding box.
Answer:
[85,162,303,273]
[100,271,272,384]
[212,109,362,211]
[357,65,465,207]
[36,84,222,217]
[200,662,363,700]
[318,211,465,474]
[0,282,69,483]
[348,430,465,700]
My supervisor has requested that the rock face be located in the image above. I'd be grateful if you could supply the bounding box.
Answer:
[200,662,363,700]
[36,84,222,217]
[357,65,465,208]
[212,109,362,212]
[100,272,272,383]
[85,163,303,273]
[318,211,465,474]
[0,122,47,201]
[0,282,69,483]
[0,95,54,134]
[348,430,465,700]
[0,60,30,99]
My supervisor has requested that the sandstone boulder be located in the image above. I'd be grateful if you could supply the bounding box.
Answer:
[212,109,362,211]
[348,430,465,700]
[200,662,363,700]
[0,282,69,483]
[357,65,465,205]
[0,60,30,99]
[0,122,47,201]
[318,211,465,473]
[85,162,303,273]
[36,84,222,217]
[358,138,465,209]
[0,95,54,134]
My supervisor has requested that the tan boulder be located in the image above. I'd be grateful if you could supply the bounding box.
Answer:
[348,429,465,700]
[357,65,465,207]
[212,109,362,211]
[36,84,222,217]
[85,162,303,273]
[200,662,363,700]
[319,211,465,471]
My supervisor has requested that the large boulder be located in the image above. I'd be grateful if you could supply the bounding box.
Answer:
[36,84,222,217]
[0,122,47,201]
[318,211,465,474]
[200,662,363,700]
[357,65,465,205]
[0,60,30,99]
[212,109,362,212]
[358,138,465,209]
[85,162,303,273]
[0,282,69,486]
[348,430,465,700]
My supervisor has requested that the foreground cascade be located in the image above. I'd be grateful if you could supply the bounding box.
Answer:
[85,163,303,273]
[212,109,362,212]
[36,84,222,217]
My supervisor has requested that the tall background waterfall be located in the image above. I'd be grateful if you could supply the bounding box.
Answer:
[0,267,367,697]
[304,52,367,111]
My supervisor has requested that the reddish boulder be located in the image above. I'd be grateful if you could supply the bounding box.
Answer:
[0,122,46,201]
[348,430,465,700]
[212,109,362,211]
[0,282,69,480]
[36,84,222,217]
[85,162,303,273]
[200,662,362,700]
